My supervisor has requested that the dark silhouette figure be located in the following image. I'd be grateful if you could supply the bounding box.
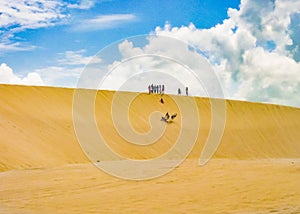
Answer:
[165,112,170,120]
[171,113,177,120]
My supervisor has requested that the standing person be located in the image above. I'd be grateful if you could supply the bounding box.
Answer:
[151,84,154,94]
[159,85,162,94]
[148,85,151,94]
[162,84,165,94]
[178,88,181,95]
[186,86,188,96]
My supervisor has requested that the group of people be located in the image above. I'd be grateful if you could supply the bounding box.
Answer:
[148,84,189,96]
[148,84,165,94]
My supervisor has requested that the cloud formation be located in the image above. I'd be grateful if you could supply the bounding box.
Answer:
[0,0,67,52]
[0,0,66,30]
[33,49,101,87]
[0,49,101,87]
[91,37,219,99]
[34,66,81,87]
[67,0,95,10]
[0,0,138,51]
[0,63,44,86]
[67,0,105,10]
[0,42,36,52]
[153,0,300,107]
[73,14,137,31]
[57,49,101,65]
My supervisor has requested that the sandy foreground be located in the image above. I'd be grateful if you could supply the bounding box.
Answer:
[0,84,300,213]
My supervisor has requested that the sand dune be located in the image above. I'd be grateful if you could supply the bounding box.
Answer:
[0,84,299,213]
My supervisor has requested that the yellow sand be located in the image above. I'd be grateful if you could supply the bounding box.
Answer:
[0,84,299,213]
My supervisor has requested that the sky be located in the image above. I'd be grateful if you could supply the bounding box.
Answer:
[0,0,300,107]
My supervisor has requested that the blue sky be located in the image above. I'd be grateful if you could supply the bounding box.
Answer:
[0,0,300,107]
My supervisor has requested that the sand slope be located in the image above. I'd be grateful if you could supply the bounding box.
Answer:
[0,84,300,213]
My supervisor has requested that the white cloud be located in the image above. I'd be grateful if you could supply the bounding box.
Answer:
[236,47,300,104]
[0,0,67,52]
[0,49,100,87]
[227,0,300,55]
[0,0,66,30]
[118,40,144,58]
[0,63,44,86]
[0,42,36,53]
[67,0,99,10]
[73,14,137,31]
[34,66,82,87]
[87,37,217,98]
[58,49,101,65]
[31,49,101,87]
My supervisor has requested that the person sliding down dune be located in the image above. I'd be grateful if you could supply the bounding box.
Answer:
[161,112,169,122]
[161,112,177,122]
